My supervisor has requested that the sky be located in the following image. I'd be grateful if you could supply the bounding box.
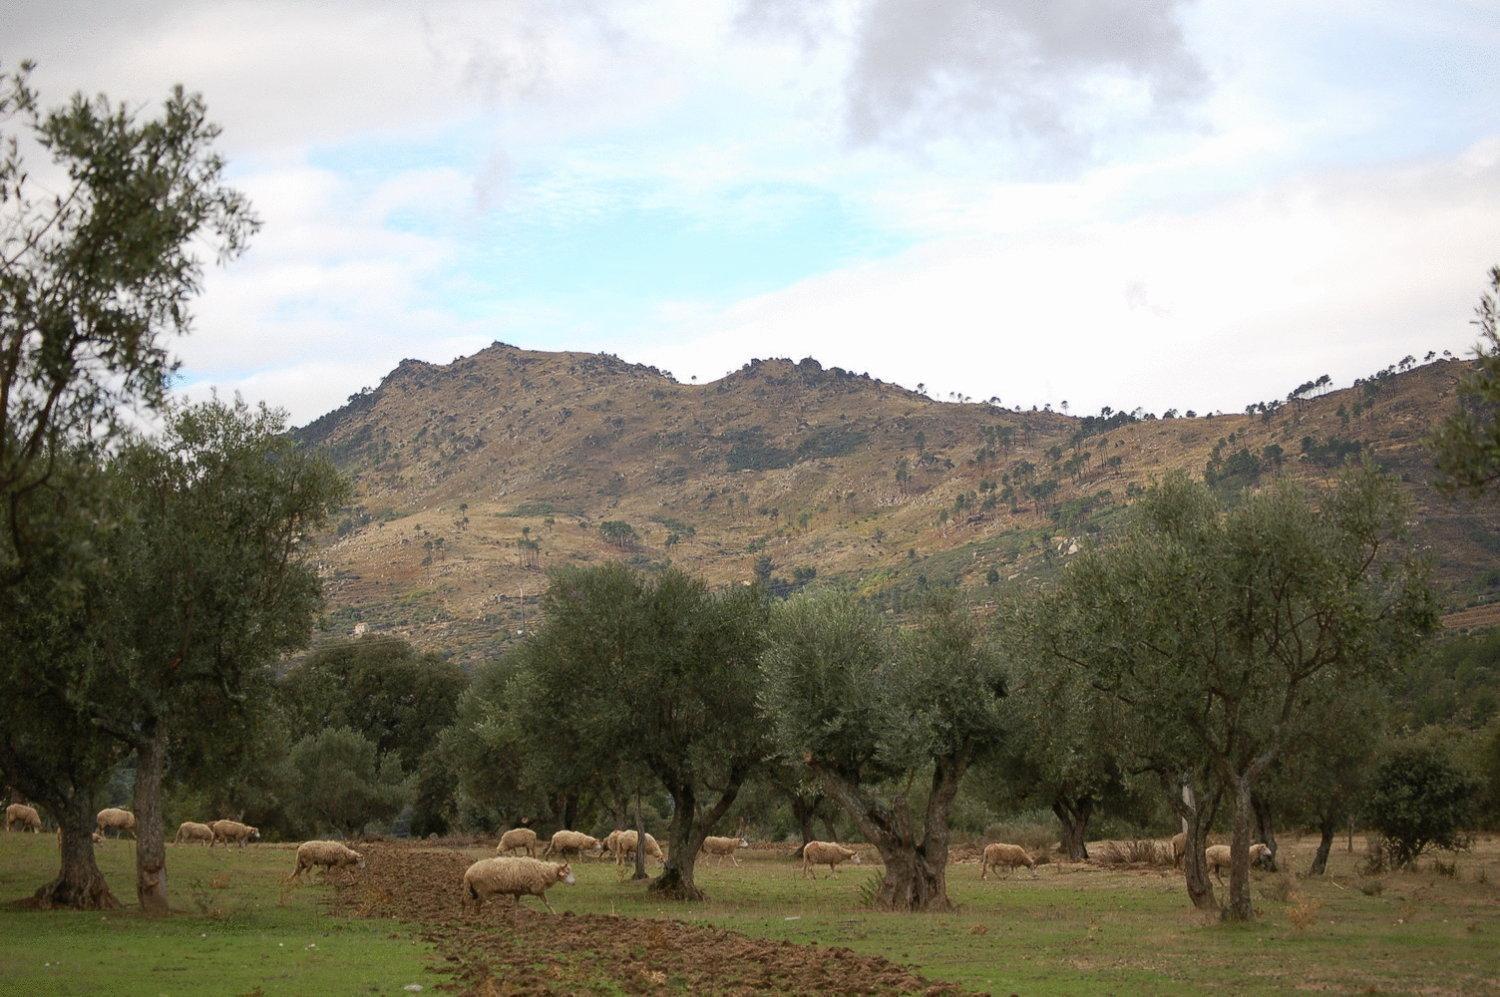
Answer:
[7,0,1499,425]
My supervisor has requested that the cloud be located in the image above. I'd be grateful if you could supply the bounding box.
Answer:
[633,140,1500,417]
[841,0,1209,157]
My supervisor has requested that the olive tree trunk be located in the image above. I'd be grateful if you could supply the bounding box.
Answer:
[33,795,118,910]
[791,794,817,859]
[810,752,968,912]
[1223,776,1256,922]
[1052,795,1092,861]
[1163,772,1218,912]
[631,789,648,882]
[1308,812,1338,875]
[1252,790,1278,871]
[133,726,169,915]
[649,771,744,901]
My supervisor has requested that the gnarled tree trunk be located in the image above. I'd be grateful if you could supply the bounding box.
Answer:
[1164,771,1218,912]
[631,788,648,882]
[810,752,967,912]
[1251,790,1278,871]
[133,726,169,915]
[1308,811,1338,875]
[1052,795,1092,861]
[1223,776,1255,922]
[650,770,744,901]
[33,795,117,910]
[790,794,817,859]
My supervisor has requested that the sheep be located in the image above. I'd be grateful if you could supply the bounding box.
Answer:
[702,834,750,866]
[496,827,539,857]
[174,821,215,845]
[541,829,603,859]
[801,840,861,879]
[1204,843,1272,882]
[209,819,260,847]
[607,829,665,866]
[96,807,136,839]
[5,803,42,833]
[463,856,575,914]
[980,842,1037,880]
[288,840,365,881]
[1171,831,1188,867]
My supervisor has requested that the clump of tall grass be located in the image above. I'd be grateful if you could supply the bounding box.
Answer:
[1093,839,1173,867]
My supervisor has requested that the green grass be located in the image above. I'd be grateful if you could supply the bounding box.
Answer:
[4,832,1498,994]
[463,836,1500,994]
[0,835,447,996]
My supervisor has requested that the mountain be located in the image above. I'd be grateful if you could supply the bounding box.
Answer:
[295,343,1500,665]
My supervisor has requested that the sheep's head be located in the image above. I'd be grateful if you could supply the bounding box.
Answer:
[850,851,863,865]
[556,862,576,885]
[248,827,261,841]
[738,838,749,849]
[350,849,366,868]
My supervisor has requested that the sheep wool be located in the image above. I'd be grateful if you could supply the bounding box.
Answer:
[289,840,365,880]
[175,821,215,845]
[5,803,42,832]
[801,840,861,878]
[542,829,601,858]
[497,827,539,856]
[463,856,575,913]
[980,842,1037,879]
[702,835,749,866]
[210,819,260,847]
[96,807,136,838]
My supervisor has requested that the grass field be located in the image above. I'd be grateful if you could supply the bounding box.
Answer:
[0,834,447,995]
[2,830,1497,994]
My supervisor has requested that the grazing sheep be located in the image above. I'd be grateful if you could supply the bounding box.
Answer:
[1204,843,1272,882]
[5,803,42,833]
[980,842,1037,880]
[496,827,539,857]
[463,856,575,914]
[801,840,861,879]
[608,829,665,866]
[96,807,136,839]
[702,834,750,866]
[541,829,602,859]
[209,819,260,847]
[174,821,215,845]
[1171,831,1188,867]
[288,840,365,881]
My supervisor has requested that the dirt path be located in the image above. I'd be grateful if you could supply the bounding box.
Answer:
[329,844,962,995]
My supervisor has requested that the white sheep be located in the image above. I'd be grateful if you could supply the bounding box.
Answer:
[288,840,365,881]
[463,856,575,913]
[1204,842,1272,882]
[702,834,749,866]
[541,829,602,859]
[607,829,665,866]
[496,827,539,857]
[210,819,260,847]
[96,807,136,839]
[174,821,215,845]
[980,842,1037,879]
[1171,831,1188,867]
[5,803,42,832]
[801,840,861,879]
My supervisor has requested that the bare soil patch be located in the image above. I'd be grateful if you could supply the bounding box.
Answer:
[330,843,964,995]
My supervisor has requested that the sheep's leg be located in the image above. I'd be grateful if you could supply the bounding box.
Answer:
[730,853,741,868]
[980,862,988,881]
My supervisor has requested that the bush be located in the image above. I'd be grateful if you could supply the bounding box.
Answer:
[1366,744,1479,868]
[288,726,413,837]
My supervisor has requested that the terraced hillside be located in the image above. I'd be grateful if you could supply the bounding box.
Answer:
[296,344,1499,664]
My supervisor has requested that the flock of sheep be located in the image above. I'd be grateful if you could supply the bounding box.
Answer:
[6,802,1275,912]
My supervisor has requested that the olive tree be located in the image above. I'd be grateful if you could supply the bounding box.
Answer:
[1014,469,1435,920]
[761,591,1005,911]
[509,564,769,900]
[0,62,255,586]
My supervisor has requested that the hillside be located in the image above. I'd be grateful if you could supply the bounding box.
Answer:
[296,344,1500,665]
